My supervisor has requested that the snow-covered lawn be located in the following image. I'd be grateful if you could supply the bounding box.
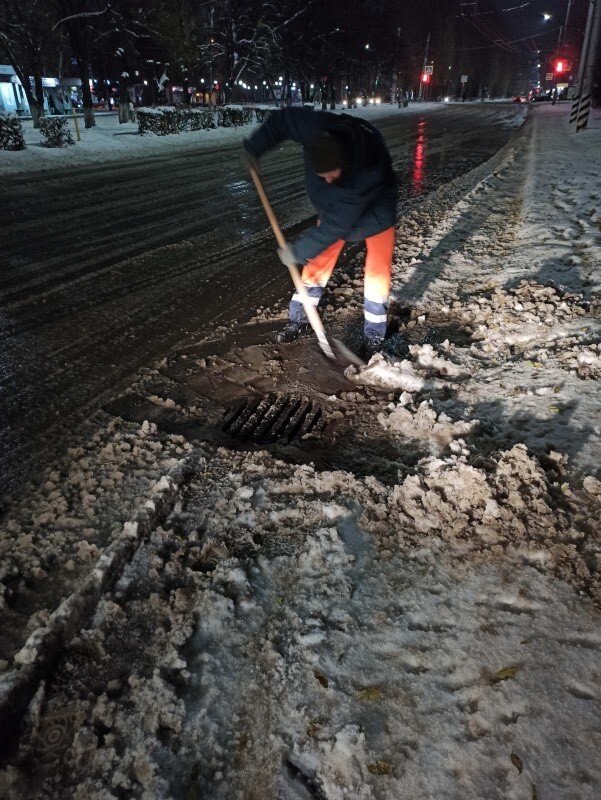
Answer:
[0,103,436,176]
[0,105,600,799]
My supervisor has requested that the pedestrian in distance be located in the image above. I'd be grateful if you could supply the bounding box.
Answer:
[127,85,137,122]
[243,107,396,355]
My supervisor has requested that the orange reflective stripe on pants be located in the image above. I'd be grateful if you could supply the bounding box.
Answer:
[289,227,394,337]
[364,226,394,304]
[300,239,345,288]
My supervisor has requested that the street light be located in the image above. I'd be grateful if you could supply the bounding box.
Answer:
[542,13,551,22]
[365,43,370,50]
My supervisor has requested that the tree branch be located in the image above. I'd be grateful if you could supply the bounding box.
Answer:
[52,5,110,32]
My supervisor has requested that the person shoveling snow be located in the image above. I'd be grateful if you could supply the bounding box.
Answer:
[243,107,396,356]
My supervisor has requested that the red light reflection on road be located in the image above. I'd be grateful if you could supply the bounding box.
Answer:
[411,119,427,196]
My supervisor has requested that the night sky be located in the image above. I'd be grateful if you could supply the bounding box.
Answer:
[483,0,588,55]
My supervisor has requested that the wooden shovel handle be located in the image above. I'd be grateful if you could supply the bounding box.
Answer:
[247,164,335,360]
[248,165,288,250]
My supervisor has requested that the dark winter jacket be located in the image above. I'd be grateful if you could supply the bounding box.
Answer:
[244,108,396,263]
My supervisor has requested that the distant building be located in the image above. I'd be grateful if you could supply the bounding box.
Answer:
[0,65,83,115]
[0,65,28,114]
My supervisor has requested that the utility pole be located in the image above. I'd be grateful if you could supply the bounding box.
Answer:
[563,0,574,41]
[558,0,574,46]
[418,32,431,101]
[570,0,601,131]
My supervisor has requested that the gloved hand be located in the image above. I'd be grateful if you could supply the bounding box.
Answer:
[241,149,260,175]
[277,245,297,268]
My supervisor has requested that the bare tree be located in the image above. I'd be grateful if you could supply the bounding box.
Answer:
[51,1,111,127]
[0,0,56,127]
[197,1,276,92]
[152,0,309,102]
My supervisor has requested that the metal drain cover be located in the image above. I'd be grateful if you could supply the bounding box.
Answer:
[223,394,325,444]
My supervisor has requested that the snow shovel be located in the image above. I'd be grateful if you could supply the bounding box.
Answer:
[248,164,364,369]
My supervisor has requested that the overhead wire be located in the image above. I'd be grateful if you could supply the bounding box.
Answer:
[459,0,558,56]
[467,15,521,54]
[474,2,531,14]
[455,26,563,51]
[459,1,530,16]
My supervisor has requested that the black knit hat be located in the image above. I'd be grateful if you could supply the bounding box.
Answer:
[306,132,345,173]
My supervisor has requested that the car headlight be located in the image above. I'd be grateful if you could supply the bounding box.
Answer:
[356,97,362,104]
[375,97,381,104]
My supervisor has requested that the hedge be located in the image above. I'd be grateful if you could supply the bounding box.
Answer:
[39,116,74,147]
[0,114,26,151]
[254,107,274,123]
[218,105,254,127]
[136,104,281,136]
[188,108,216,131]
[137,106,215,135]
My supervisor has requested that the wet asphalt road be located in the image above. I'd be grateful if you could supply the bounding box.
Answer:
[0,104,522,495]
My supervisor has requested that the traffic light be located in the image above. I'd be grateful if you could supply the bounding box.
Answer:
[554,59,570,74]
[422,73,430,83]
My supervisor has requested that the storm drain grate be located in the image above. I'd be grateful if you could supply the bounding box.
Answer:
[222,394,325,444]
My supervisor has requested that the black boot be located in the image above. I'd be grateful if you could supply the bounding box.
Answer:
[276,321,309,343]
[362,333,385,359]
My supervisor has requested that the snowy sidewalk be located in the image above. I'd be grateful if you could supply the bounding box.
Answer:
[511,104,601,296]
[1,104,600,799]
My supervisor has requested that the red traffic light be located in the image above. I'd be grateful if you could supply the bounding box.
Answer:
[554,59,570,74]
[422,74,430,83]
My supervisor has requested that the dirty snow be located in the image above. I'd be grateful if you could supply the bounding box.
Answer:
[2,444,599,799]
